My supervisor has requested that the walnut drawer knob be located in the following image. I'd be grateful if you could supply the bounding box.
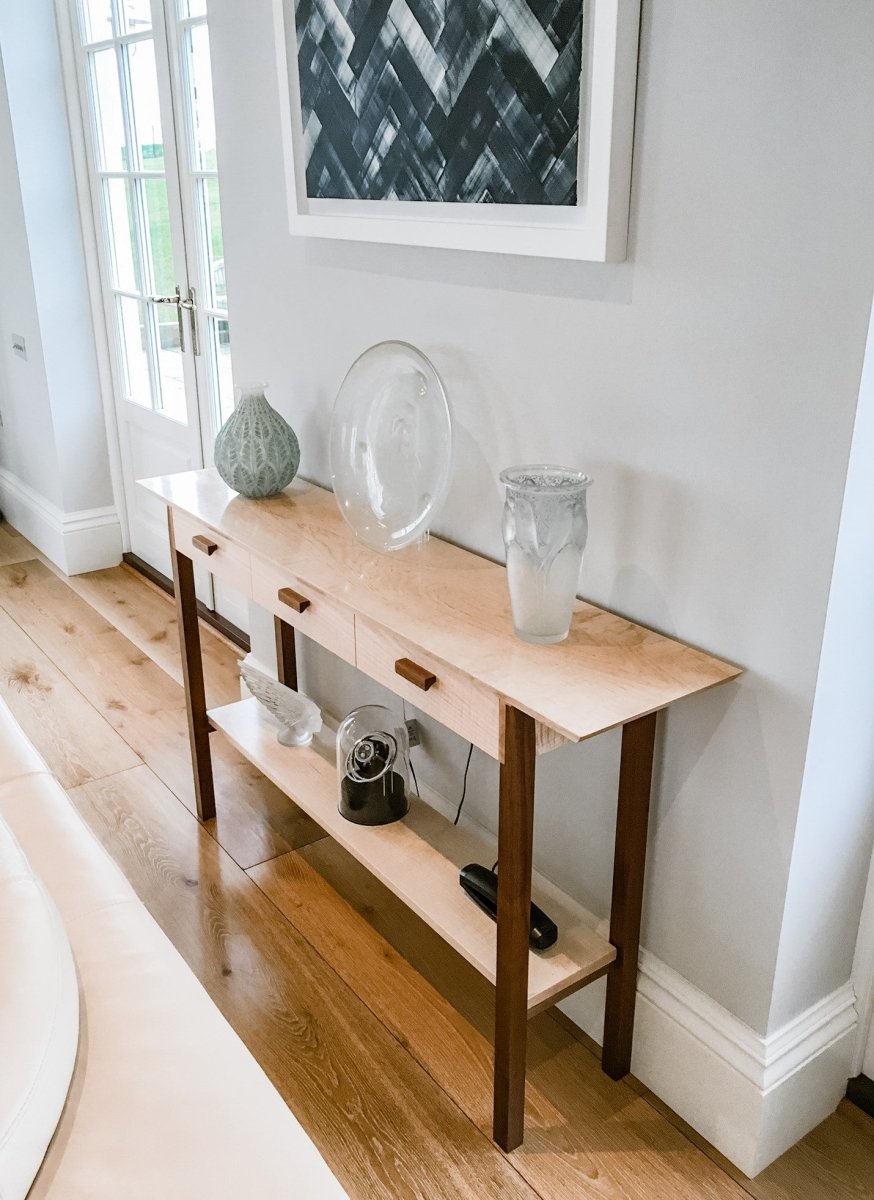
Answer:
[192,534,218,556]
[277,587,311,613]
[395,658,437,691]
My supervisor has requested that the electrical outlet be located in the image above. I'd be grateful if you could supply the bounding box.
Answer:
[405,718,421,749]
[11,334,26,360]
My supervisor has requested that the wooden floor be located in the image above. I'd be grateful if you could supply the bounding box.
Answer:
[1,520,871,1199]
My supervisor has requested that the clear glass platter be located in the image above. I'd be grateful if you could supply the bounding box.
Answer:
[329,341,452,553]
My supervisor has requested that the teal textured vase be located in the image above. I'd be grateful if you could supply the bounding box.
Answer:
[214,383,300,499]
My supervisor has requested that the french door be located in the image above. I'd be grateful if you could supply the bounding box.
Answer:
[71,0,244,626]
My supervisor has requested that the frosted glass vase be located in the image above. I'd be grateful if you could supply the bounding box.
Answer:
[501,466,593,645]
[214,383,300,499]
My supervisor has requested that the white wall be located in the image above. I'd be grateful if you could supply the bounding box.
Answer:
[210,0,874,1038]
[0,0,121,571]
[0,52,64,508]
[769,296,874,1031]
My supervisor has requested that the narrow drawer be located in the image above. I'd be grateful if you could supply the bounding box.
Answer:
[355,617,502,759]
[172,510,252,594]
[252,558,356,666]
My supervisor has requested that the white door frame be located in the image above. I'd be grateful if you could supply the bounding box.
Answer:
[69,0,210,583]
[55,0,247,632]
[54,0,131,555]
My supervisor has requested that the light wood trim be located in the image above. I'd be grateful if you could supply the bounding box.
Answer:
[251,558,356,666]
[356,616,502,759]
[172,509,252,596]
[138,471,741,747]
[209,697,615,1013]
[534,722,571,755]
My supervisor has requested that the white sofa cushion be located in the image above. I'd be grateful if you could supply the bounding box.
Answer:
[0,703,49,785]
[0,768,348,1200]
[0,813,79,1200]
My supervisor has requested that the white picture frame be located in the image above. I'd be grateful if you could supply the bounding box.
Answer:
[272,0,640,262]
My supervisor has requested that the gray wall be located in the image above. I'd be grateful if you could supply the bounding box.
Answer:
[209,0,874,1034]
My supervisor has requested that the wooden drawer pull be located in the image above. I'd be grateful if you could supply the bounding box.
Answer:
[277,587,311,614]
[192,534,218,556]
[395,658,437,691]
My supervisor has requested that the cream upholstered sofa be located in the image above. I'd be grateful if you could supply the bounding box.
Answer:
[0,699,348,1200]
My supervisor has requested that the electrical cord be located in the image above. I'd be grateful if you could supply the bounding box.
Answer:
[401,699,420,797]
[453,743,474,826]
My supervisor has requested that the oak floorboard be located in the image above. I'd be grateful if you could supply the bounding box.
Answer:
[251,841,752,1200]
[629,1085,874,1200]
[10,547,872,1200]
[0,603,140,787]
[66,765,537,1200]
[276,841,874,1200]
[60,562,241,705]
[0,560,323,869]
[0,525,38,565]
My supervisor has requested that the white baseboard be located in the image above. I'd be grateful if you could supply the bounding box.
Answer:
[559,946,857,1177]
[0,468,122,575]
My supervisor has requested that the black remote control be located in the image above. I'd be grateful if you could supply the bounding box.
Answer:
[459,863,558,951]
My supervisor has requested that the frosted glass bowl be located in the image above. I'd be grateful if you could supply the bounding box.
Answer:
[329,341,452,553]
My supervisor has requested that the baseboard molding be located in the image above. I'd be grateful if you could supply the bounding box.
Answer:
[559,948,857,1177]
[0,467,122,575]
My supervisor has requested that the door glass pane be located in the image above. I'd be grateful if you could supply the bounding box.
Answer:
[156,324,186,421]
[197,177,224,308]
[118,296,151,407]
[90,49,128,170]
[119,0,152,35]
[142,176,175,295]
[80,0,114,43]
[209,317,233,424]
[126,39,164,170]
[185,24,217,169]
[178,0,207,19]
[105,178,142,292]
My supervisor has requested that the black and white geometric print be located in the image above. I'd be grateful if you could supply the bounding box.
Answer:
[294,0,584,205]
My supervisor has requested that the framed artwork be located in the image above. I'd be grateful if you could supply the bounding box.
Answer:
[273,0,640,261]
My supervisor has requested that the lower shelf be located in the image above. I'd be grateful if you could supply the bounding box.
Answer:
[209,698,615,1015]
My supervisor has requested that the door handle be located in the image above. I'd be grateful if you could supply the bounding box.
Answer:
[179,286,199,357]
[149,285,185,353]
[148,285,199,356]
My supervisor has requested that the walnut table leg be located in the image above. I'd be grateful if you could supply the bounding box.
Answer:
[274,615,298,691]
[602,710,658,1079]
[493,705,536,1151]
[169,510,216,822]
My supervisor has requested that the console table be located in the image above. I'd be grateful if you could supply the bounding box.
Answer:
[141,468,740,1151]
